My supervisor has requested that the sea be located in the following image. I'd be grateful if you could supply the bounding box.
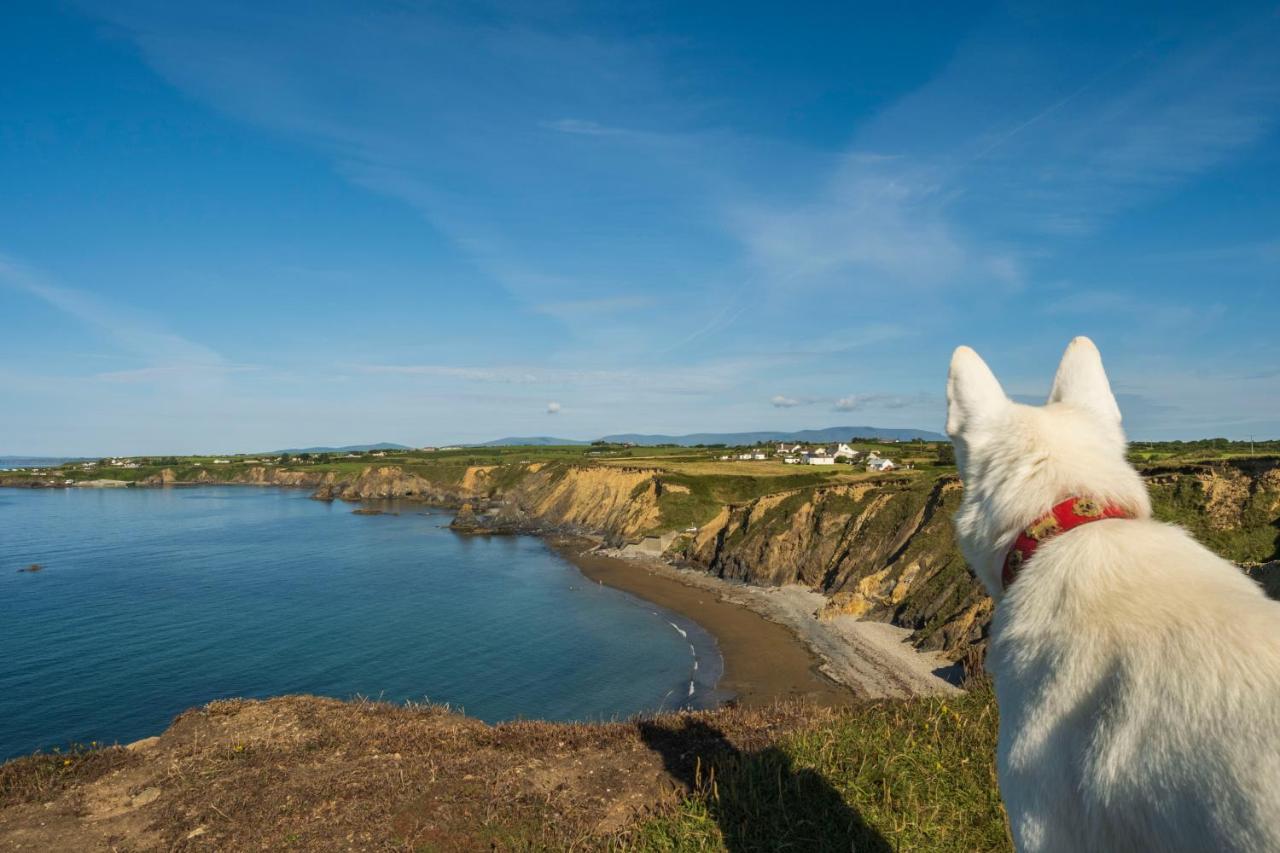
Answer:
[0,486,722,761]
[0,457,86,470]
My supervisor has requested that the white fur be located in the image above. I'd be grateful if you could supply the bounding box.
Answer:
[948,337,1280,852]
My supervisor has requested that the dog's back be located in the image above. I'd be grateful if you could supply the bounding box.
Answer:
[993,520,1280,851]
[947,337,1280,852]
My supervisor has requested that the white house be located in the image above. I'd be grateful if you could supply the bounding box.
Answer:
[807,456,836,466]
[751,452,767,460]
[833,443,860,461]
[866,457,896,472]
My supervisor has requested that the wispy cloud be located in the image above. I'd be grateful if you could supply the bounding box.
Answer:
[728,154,1022,291]
[530,295,653,321]
[797,323,911,355]
[833,393,935,412]
[355,361,741,396]
[540,118,630,137]
[0,254,235,385]
[732,9,1280,293]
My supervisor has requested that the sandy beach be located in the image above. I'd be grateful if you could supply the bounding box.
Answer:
[550,536,959,707]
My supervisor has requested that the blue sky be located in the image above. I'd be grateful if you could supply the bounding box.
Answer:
[2,1,1278,454]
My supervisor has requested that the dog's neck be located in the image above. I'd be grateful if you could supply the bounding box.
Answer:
[1000,496,1134,589]
[954,449,1152,597]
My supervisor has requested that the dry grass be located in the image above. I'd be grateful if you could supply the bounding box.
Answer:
[0,688,1009,851]
[0,743,139,808]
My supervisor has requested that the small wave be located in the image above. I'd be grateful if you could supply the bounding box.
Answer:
[666,621,688,639]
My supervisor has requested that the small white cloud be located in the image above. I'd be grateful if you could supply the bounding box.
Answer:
[546,401,561,414]
[541,118,627,136]
[834,393,934,411]
[771,395,800,408]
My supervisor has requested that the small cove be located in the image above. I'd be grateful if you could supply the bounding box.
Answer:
[0,486,722,761]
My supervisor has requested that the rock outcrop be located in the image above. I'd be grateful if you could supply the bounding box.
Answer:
[310,466,452,502]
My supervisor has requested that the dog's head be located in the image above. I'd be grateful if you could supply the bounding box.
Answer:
[946,336,1151,597]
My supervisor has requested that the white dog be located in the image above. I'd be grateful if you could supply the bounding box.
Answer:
[947,336,1280,852]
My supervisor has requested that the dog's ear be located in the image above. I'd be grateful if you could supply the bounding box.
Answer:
[947,346,1008,437]
[1047,336,1121,424]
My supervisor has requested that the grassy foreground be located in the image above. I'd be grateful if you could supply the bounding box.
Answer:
[622,685,1006,852]
[0,686,1008,851]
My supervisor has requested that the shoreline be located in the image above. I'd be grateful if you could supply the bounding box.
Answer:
[549,535,961,706]
[548,536,855,708]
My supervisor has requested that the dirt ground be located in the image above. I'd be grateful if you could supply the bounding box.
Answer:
[0,694,833,851]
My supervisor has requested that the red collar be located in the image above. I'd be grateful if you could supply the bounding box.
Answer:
[1002,496,1133,590]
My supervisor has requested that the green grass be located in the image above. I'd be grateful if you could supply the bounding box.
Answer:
[1128,438,1280,464]
[620,686,1009,852]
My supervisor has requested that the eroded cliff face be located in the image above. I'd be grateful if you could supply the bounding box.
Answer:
[501,465,665,540]
[302,463,669,540]
[310,466,458,502]
[679,476,990,658]
[138,467,338,489]
[1145,457,1280,563]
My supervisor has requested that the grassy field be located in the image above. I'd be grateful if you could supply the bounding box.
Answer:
[0,439,949,490]
[1127,438,1280,464]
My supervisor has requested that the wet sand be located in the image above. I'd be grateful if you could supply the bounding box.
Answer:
[549,537,856,709]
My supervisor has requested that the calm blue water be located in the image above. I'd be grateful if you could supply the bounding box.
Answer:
[0,487,722,761]
[0,457,85,470]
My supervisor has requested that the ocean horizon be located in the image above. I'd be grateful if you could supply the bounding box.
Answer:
[0,486,722,761]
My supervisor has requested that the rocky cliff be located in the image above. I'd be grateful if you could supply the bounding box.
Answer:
[311,461,672,540]
[137,466,338,489]
[310,466,457,502]
[678,475,989,658]
[1145,457,1280,563]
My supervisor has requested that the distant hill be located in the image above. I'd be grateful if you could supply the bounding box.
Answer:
[478,436,591,447]
[597,426,947,446]
[271,442,412,454]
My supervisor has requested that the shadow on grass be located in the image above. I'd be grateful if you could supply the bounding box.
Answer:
[638,717,892,853]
